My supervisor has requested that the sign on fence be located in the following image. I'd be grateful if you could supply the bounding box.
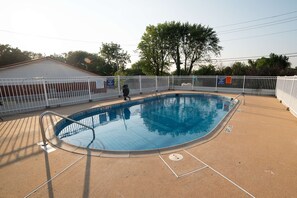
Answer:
[106,78,115,88]
[96,80,104,89]
[218,76,232,85]
[226,76,232,84]
[218,76,225,85]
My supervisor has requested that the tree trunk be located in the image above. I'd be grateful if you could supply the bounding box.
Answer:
[188,59,196,75]
[176,47,181,75]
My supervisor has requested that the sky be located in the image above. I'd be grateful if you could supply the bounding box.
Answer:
[1,0,297,69]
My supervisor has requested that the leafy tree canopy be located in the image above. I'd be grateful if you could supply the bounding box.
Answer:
[0,44,43,67]
[138,25,170,76]
[193,64,217,75]
[253,53,291,76]
[138,21,222,76]
[99,42,131,72]
[65,50,114,76]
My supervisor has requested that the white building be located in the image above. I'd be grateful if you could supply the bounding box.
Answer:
[0,57,98,78]
[0,58,106,106]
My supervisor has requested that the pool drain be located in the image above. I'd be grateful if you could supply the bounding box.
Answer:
[169,153,183,161]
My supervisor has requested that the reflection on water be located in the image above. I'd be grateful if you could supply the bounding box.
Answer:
[123,108,131,120]
[57,95,235,151]
[141,96,218,136]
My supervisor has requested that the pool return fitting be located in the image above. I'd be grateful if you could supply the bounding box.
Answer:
[231,93,245,105]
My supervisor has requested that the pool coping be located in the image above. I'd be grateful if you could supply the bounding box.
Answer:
[45,91,240,158]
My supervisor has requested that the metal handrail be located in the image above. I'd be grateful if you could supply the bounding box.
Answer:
[39,110,102,149]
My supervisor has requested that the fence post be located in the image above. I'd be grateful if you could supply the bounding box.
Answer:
[242,75,246,93]
[42,78,49,108]
[168,76,170,90]
[281,76,286,102]
[139,75,142,94]
[88,78,92,102]
[275,76,280,97]
[192,75,194,90]
[172,75,175,90]
[288,76,296,110]
[215,75,218,92]
[118,75,121,97]
[155,76,158,92]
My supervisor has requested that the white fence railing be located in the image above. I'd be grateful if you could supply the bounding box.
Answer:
[276,76,297,117]
[0,75,277,117]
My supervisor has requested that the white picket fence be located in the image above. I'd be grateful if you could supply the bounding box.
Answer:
[0,75,277,117]
[276,76,297,117]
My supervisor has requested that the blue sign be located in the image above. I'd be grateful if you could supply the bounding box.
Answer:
[218,76,226,85]
[106,78,115,88]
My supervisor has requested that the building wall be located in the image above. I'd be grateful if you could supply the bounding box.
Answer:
[0,60,97,78]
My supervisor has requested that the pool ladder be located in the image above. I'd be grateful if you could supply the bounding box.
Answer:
[39,110,101,149]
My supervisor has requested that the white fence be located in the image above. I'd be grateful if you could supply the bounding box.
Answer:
[276,76,297,117]
[0,75,277,117]
[172,76,276,95]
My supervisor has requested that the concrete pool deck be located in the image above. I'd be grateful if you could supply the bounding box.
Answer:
[1,91,297,197]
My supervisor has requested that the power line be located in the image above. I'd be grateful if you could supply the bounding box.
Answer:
[215,10,297,28]
[211,52,297,62]
[218,16,297,34]
[221,28,297,42]
[214,53,297,61]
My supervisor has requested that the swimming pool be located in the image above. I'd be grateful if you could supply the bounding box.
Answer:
[54,93,237,152]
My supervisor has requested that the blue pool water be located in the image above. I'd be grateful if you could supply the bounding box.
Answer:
[55,94,237,152]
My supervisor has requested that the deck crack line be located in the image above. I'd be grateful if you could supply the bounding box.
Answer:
[183,150,255,198]
[24,155,85,198]
[159,155,179,178]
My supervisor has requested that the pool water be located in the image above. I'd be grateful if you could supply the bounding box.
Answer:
[55,94,237,152]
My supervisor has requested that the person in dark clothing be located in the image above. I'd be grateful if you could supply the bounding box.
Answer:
[122,84,131,101]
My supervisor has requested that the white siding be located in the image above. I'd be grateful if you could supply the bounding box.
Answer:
[0,60,97,78]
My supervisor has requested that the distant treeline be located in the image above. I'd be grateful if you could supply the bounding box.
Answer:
[0,43,296,76]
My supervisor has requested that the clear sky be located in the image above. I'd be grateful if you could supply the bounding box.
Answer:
[1,0,297,68]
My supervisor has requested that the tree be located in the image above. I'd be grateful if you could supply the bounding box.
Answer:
[0,44,32,67]
[231,62,248,75]
[219,66,232,75]
[128,60,147,75]
[138,25,170,76]
[253,53,291,76]
[87,56,113,76]
[65,50,114,76]
[66,51,92,69]
[193,64,217,75]
[99,42,131,73]
[246,60,258,75]
[23,51,44,60]
[162,22,183,75]
[178,22,222,75]
[49,53,67,62]
[138,22,222,76]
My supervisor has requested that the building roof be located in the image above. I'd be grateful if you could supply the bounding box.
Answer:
[0,57,99,77]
